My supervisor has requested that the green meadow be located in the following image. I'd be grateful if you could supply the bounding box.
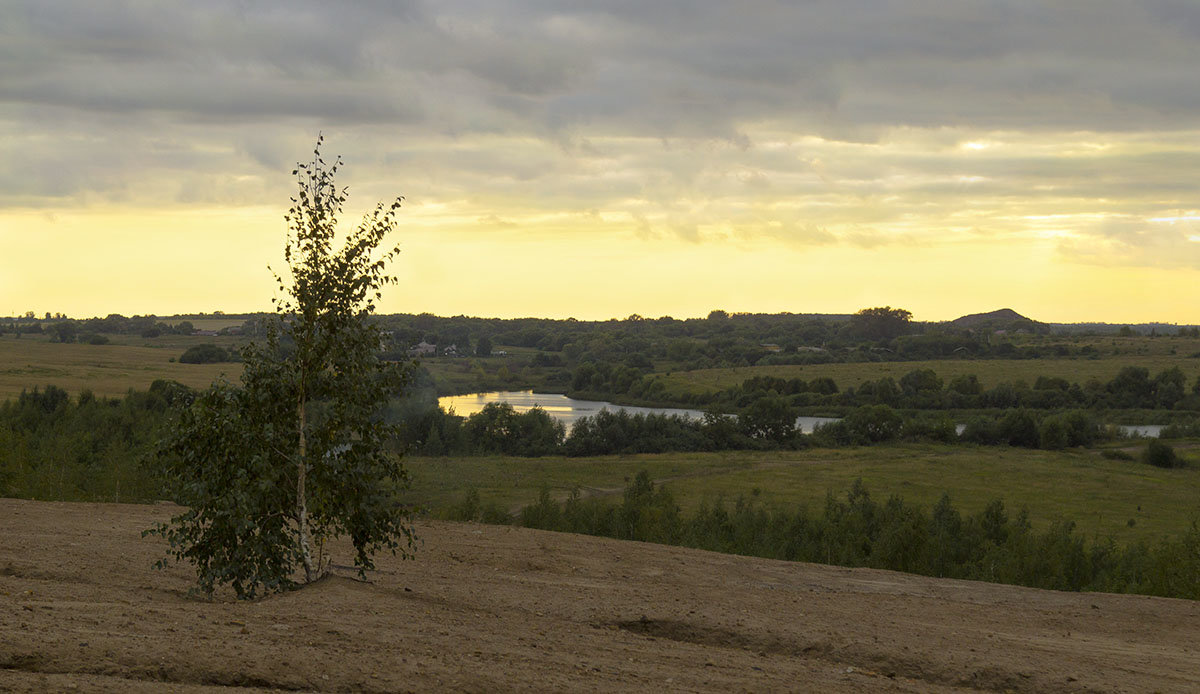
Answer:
[7,327,1200,552]
[403,442,1200,547]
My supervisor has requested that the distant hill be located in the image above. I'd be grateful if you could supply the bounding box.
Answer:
[947,308,1047,334]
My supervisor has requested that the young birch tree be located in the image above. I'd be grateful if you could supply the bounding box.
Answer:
[147,137,416,598]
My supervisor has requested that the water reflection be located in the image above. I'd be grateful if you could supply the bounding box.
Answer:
[437,392,1170,439]
[1116,424,1166,438]
[436,391,839,433]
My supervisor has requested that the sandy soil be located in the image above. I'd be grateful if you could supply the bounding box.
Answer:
[2,499,1199,693]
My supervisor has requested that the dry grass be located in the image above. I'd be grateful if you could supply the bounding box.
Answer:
[0,335,240,401]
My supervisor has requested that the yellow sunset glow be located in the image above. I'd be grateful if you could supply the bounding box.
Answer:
[4,3,1200,324]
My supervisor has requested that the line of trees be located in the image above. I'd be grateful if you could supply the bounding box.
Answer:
[1,382,1175,504]
[0,315,207,341]
[364,307,1141,384]
[631,365,1200,414]
[452,474,1200,600]
[398,399,1134,457]
[0,382,190,502]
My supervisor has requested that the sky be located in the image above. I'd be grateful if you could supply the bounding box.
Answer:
[3,1,1200,324]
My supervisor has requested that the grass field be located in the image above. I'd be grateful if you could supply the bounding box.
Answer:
[656,352,1200,397]
[0,335,241,401]
[403,442,1200,546]
[6,329,1200,551]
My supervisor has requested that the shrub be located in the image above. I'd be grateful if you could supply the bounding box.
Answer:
[843,404,903,443]
[178,343,232,364]
[960,416,1001,445]
[737,393,798,443]
[1038,415,1070,450]
[999,409,1040,448]
[1143,440,1183,469]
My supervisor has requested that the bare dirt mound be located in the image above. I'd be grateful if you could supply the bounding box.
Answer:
[3,499,1199,693]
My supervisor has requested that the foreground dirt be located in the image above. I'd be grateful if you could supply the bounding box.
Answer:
[2,500,1199,693]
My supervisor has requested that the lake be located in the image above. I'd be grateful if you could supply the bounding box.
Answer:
[437,391,840,433]
[438,391,1169,439]
[1116,424,1166,438]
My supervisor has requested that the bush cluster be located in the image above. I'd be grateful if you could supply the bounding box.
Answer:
[178,343,235,364]
[0,382,188,501]
[398,401,807,457]
[691,366,1200,414]
[475,475,1200,600]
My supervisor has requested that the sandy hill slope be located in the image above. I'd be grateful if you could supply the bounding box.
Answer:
[2,499,1199,693]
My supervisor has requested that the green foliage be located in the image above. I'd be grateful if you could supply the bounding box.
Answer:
[0,383,180,502]
[999,409,1040,448]
[900,368,942,395]
[1144,440,1183,469]
[1038,414,1070,450]
[441,488,509,523]
[147,138,416,598]
[565,409,714,456]
[46,321,78,343]
[737,392,797,443]
[850,306,913,340]
[519,486,563,529]
[178,343,233,364]
[463,402,565,456]
[494,475,1200,600]
[842,404,902,443]
[149,383,300,597]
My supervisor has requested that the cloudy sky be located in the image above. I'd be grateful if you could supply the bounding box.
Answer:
[3,1,1200,322]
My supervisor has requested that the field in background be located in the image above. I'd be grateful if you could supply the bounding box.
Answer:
[0,335,241,401]
[404,442,1200,546]
[657,351,1200,397]
[7,325,1200,550]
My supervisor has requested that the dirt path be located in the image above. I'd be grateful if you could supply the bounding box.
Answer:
[3,499,1199,692]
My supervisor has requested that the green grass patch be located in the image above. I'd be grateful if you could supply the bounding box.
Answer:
[405,443,1200,546]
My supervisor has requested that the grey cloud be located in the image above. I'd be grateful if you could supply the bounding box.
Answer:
[5,0,1200,257]
[9,1,1200,135]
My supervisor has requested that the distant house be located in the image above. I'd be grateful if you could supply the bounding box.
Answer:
[443,343,461,357]
[760,343,782,353]
[192,330,219,337]
[408,341,436,357]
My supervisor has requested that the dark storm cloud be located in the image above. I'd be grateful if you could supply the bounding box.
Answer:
[7,1,1200,135]
[3,0,1200,255]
